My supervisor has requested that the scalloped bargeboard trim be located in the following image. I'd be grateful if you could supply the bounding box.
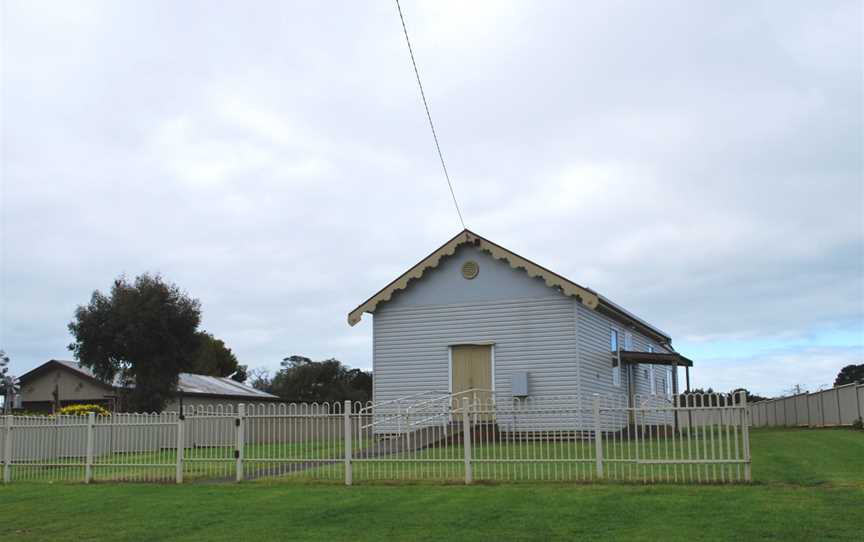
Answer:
[347,230,599,326]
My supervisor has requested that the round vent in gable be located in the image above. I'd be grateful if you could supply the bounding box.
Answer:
[461,260,479,279]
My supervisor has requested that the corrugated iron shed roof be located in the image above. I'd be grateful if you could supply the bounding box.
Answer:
[25,360,278,400]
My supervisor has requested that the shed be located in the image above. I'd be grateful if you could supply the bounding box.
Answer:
[17,359,279,413]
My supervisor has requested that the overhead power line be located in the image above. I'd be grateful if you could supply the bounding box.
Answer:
[394,0,466,230]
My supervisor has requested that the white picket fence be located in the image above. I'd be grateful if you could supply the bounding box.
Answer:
[749,383,864,428]
[1,391,751,485]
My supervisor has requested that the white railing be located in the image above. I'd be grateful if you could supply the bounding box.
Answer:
[1,391,751,485]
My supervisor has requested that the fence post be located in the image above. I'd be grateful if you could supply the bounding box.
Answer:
[593,395,603,479]
[792,395,798,427]
[3,416,11,484]
[739,390,751,482]
[175,414,185,484]
[235,404,245,482]
[85,412,95,483]
[835,389,842,425]
[461,397,472,485]
[344,400,352,486]
[820,391,826,427]
[855,384,864,418]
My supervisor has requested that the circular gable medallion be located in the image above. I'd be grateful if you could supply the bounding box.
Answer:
[461,260,479,279]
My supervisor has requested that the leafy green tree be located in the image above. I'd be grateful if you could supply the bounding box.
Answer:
[269,355,372,403]
[834,364,864,387]
[68,274,201,412]
[1,349,18,413]
[0,350,9,390]
[189,331,247,382]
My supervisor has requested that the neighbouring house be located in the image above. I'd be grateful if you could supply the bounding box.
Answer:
[348,229,693,416]
[17,359,279,413]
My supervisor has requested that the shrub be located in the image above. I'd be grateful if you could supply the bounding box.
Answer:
[9,410,52,417]
[853,417,863,430]
[57,404,111,417]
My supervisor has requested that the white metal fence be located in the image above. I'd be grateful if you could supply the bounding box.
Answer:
[749,383,864,428]
[1,391,750,485]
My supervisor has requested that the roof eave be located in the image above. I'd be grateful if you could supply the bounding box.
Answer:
[619,350,693,367]
[175,391,281,401]
[596,297,671,344]
[18,360,116,390]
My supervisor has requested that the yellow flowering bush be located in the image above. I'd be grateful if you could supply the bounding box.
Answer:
[57,404,111,417]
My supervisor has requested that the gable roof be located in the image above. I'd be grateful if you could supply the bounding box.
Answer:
[347,229,672,344]
[19,359,279,401]
[18,360,116,390]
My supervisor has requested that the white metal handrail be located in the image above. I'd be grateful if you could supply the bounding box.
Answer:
[405,388,494,415]
[356,390,448,415]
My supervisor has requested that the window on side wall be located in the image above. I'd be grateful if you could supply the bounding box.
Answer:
[665,367,673,398]
[644,345,653,388]
[610,329,620,387]
[624,331,633,351]
[649,364,656,395]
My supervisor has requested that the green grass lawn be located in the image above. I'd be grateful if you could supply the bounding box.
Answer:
[1,427,861,541]
[9,428,752,484]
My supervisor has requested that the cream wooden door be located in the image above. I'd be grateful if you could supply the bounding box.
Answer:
[451,345,492,413]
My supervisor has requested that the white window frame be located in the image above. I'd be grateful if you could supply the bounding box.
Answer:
[665,367,673,398]
[644,345,654,394]
[624,331,633,351]
[610,329,621,388]
[649,364,657,395]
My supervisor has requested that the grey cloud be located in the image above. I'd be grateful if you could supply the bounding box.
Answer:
[1,1,861,394]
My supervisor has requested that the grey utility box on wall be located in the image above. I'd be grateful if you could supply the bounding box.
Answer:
[511,371,529,397]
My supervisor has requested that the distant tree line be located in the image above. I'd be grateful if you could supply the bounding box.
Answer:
[250,355,372,404]
[834,364,864,387]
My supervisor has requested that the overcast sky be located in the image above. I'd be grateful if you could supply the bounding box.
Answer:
[1,1,861,397]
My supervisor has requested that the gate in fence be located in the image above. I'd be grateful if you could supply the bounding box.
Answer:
[1,391,750,485]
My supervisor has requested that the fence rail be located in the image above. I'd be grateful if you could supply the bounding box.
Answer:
[1,392,751,485]
[749,383,864,428]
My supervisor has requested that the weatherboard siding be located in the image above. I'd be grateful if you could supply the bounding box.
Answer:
[368,240,675,433]
[576,303,673,409]
[19,369,112,404]
[373,296,580,405]
[576,303,626,400]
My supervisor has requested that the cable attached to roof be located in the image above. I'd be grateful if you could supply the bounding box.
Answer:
[394,0,467,230]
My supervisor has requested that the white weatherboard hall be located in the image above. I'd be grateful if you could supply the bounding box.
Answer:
[348,230,693,415]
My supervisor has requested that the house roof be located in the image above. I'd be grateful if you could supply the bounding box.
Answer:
[19,360,279,401]
[175,372,278,399]
[18,360,116,390]
[347,229,672,343]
